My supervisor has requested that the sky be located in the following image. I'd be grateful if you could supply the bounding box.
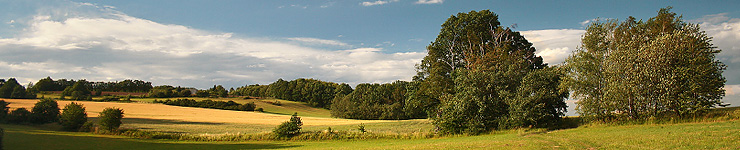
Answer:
[1,0,739,109]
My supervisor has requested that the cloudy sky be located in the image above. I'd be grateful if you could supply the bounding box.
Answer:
[1,0,739,107]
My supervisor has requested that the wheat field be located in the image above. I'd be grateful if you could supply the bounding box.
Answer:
[1,99,412,134]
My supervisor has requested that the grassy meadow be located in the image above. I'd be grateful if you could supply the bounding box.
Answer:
[4,117,739,149]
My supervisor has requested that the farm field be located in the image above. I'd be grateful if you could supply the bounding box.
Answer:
[37,92,332,118]
[4,117,739,149]
[2,99,426,134]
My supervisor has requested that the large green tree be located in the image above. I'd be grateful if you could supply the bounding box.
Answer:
[562,7,726,121]
[419,10,565,134]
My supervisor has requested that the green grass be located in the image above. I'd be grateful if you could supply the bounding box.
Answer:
[4,118,739,149]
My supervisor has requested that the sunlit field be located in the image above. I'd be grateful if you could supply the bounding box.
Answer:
[2,99,426,134]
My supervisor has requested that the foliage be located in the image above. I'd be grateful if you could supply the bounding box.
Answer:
[505,67,568,128]
[330,81,414,120]
[155,99,256,111]
[273,113,303,138]
[234,78,348,108]
[418,10,565,134]
[0,78,35,99]
[0,100,8,122]
[30,98,60,124]
[357,123,366,133]
[99,107,124,131]
[562,7,727,121]
[60,102,88,131]
[148,85,194,98]
[7,108,31,124]
[33,77,153,92]
[62,80,92,100]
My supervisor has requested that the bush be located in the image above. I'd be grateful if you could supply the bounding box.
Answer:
[30,98,60,124]
[79,121,95,132]
[99,107,124,131]
[273,113,302,138]
[255,108,264,112]
[8,108,31,124]
[60,102,88,131]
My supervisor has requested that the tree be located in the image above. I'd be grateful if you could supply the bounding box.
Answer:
[60,102,87,131]
[0,100,8,122]
[505,67,568,128]
[62,80,91,100]
[30,98,60,124]
[98,107,124,131]
[33,77,60,91]
[562,7,726,121]
[273,113,302,138]
[0,78,33,99]
[419,10,561,134]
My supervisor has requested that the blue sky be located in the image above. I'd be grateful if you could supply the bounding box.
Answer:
[1,0,739,109]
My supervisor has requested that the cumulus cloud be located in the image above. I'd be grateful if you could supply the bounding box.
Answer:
[0,2,424,89]
[520,29,585,65]
[360,0,399,6]
[415,0,444,4]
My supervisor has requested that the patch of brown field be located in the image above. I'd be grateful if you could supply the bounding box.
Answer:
[1,99,391,126]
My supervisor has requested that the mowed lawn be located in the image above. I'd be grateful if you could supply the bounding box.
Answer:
[4,119,739,149]
[1,99,412,134]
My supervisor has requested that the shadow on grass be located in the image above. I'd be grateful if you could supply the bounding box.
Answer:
[2,124,297,150]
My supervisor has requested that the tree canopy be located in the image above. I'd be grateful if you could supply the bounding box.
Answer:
[417,10,567,134]
[562,7,726,121]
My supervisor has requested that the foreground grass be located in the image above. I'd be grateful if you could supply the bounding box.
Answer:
[4,118,739,149]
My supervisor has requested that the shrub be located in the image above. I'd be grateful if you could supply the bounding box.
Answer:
[99,107,124,131]
[30,98,60,124]
[79,121,95,132]
[256,108,264,112]
[358,123,367,133]
[8,108,31,124]
[60,102,87,131]
[273,113,302,138]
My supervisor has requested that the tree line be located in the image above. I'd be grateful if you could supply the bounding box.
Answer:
[33,77,153,93]
[153,99,256,111]
[232,78,351,108]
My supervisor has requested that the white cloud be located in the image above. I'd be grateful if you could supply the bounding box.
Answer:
[415,0,444,4]
[361,0,399,6]
[0,2,424,89]
[286,37,350,47]
[520,29,585,65]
